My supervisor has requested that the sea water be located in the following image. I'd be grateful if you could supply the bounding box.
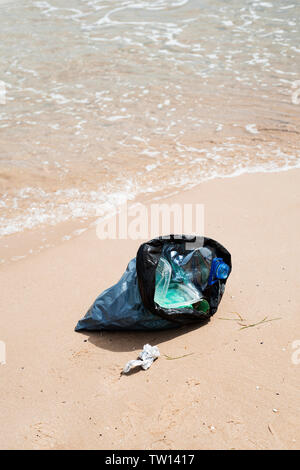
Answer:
[0,0,299,238]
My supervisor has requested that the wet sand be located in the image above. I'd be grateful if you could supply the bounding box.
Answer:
[0,169,299,449]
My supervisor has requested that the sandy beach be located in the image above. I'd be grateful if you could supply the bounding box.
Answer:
[0,168,299,450]
[1,0,300,453]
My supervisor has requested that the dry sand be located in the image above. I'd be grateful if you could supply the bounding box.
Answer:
[0,169,299,450]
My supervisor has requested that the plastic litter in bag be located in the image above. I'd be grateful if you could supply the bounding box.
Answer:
[154,256,202,308]
[75,235,232,332]
[122,344,160,374]
[153,244,231,310]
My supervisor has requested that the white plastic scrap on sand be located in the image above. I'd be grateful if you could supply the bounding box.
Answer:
[123,344,160,374]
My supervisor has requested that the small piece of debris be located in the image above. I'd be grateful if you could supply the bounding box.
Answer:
[273,408,279,413]
[123,344,160,374]
[268,424,275,435]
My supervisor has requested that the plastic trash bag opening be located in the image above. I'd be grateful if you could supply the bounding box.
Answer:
[136,234,232,325]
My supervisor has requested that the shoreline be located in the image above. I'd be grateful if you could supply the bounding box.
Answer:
[0,169,299,449]
[1,163,300,268]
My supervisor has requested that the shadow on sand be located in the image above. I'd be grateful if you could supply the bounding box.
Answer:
[76,320,209,353]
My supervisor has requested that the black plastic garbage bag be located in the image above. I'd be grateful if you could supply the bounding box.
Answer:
[75,235,232,331]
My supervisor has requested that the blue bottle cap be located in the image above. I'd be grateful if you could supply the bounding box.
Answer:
[216,262,230,280]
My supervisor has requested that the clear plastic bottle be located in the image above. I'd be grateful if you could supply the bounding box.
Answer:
[192,247,212,290]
